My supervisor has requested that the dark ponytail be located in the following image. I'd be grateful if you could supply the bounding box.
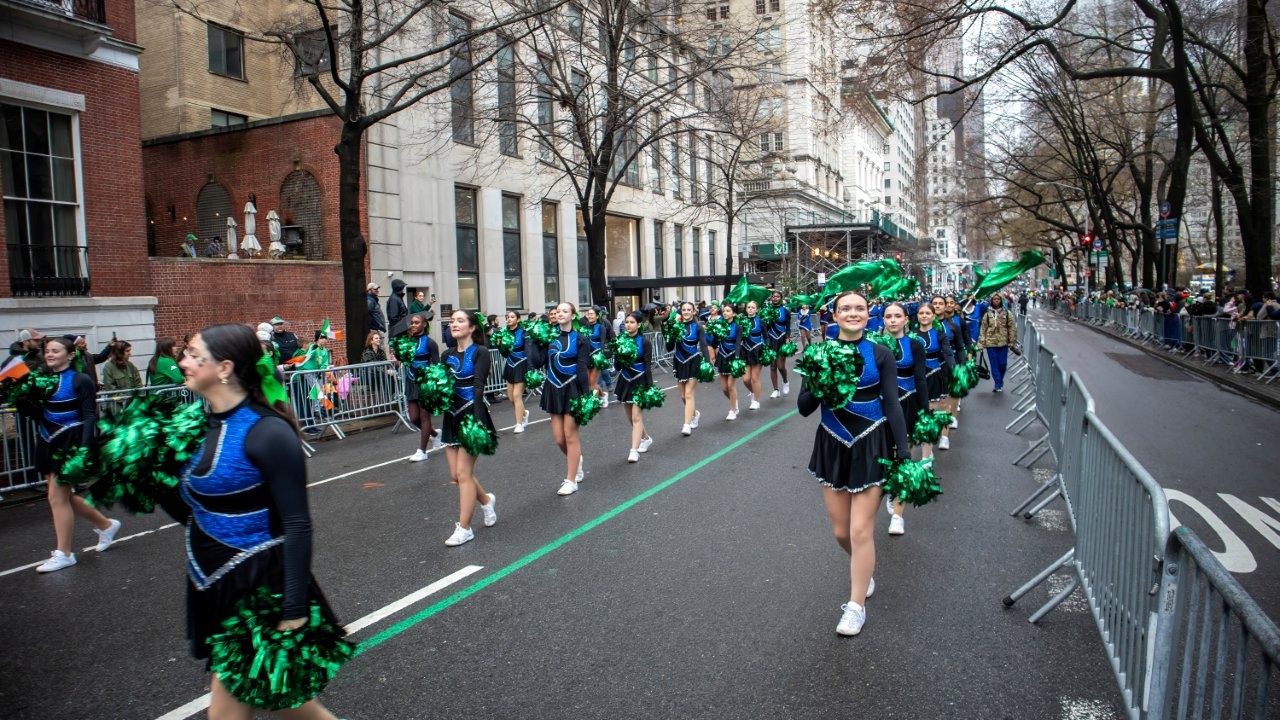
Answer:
[200,323,299,435]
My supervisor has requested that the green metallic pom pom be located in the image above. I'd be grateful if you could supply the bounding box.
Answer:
[0,369,58,417]
[705,317,730,342]
[524,319,559,347]
[569,393,602,427]
[728,358,747,378]
[206,586,354,711]
[524,370,545,390]
[778,341,798,358]
[491,328,515,356]
[759,305,780,326]
[55,445,93,486]
[610,334,640,366]
[793,341,864,407]
[911,409,953,445]
[695,358,716,382]
[759,347,777,366]
[878,457,942,507]
[866,331,901,360]
[589,350,611,370]
[458,415,498,456]
[391,335,417,364]
[948,362,978,398]
[661,313,684,346]
[632,384,666,410]
[88,397,206,513]
[416,364,455,414]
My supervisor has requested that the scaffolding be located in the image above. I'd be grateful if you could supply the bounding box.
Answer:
[784,218,910,292]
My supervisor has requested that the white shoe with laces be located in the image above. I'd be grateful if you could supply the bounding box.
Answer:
[949,417,959,429]
[94,518,121,552]
[836,602,866,636]
[481,494,497,527]
[638,435,653,453]
[690,411,700,429]
[444,523,474,547]
[36,550,76,573]
[938,436,950,450]
[885,495,896,516]
[601,394,610,408]
[409,449,428,462]
[681,424,692,436]
[557,479,578,496]
[627,449,640,463]
[888,514,905,535]
[749,400,761,410]
[782,382,790,396]
[769,390,781,399]
[726,408,738,421]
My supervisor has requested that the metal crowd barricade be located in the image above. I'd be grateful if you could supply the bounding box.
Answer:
[484,349,507,397]
[646,331,674,374]
[1011,345,1061,467]
[1146,526,1280,718]
[1238,320,1280,382]
[285,360,411,442]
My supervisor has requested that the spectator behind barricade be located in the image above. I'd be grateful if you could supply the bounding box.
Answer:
[101,340,142,391]
[486,315,500,336]
[67,335,106,387]
[270,317,300,361]
[298,332,331,371]
[613,310,625,336]
[147,337,184,386]
[9,328,45,371]
[367,282,386,333]
[361,331,388,364]
[387,279,410,338]
[1256,291,1280,321]
[1018,291,1029,314]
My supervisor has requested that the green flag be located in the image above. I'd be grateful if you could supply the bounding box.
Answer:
[723,275,771,307]
[971,251,1045,299]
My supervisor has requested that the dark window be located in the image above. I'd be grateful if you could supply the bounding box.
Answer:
[577,209,590,303]
[542,202,559,302]
[566,4,584,39]
[456,187,479,308]
[769,0,780,11]
[498,43,518,156]
[207,23,245,79]
[211,109,247,128]
[709,229,717,275]
[449,14,475,144]
[674,224,684,275]
[755,0,765,13]
[653,220,664,277]
[692,227,701,275]
[502,194,523,308]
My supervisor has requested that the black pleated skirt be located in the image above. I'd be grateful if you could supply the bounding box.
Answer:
[807,422,892,493]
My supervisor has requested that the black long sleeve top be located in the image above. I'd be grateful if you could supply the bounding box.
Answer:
[797,341,911,459]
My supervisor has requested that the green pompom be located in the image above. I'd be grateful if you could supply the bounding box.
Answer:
[705,318,730,342]
[491,328,515,356]
[793,341,865,407]
[524,370,545,390]
[911,409,953,445]
[458,415,498,456]
[728,358,747,378]
[695,358,716,382]
[610,334,640,366]
[0,369,58,417]
[88,397,206,513]
[415,364,455,414]
[778,341,798,358]
[661,313,684,346]
[866,330,901,360]
[589,350,611,370]
[206,586,354,711]
[759,347,778,366]
[632,384,666,410]
[391,335,417,364]
[569,393,602,426]
[524,319,559,347]
[759,305,780,326]
[879,457,942,507]
[55,445,93,486]
[948,362,978,398]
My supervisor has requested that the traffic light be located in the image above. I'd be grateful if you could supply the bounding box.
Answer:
[895,252,902,261]
[1081,232,1094,250]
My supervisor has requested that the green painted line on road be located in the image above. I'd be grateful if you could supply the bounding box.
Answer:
[355,409,800,655]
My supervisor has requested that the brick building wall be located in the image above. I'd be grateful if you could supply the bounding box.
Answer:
[0,40,148,298]
[149,257,349,364]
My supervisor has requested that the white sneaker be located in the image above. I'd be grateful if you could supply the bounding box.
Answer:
[782,382,791,396]
[885,495,896,516]
[512,423,525,434]
[409,449,428,462]
[681,424,692,436]
[836,602,866,636]
[444,522,474,546]
[627,449,640,463]
[94,518,121,552]
[690,411,700,429]
[888,514,905,535]
[481,494,497,527]
[522,410,530,426]
[867,577,876,597]
[949,417,959,429]
[726,408,738,421]
[938,436,950,450]
[576,457,585,482]
[746,392,755,404]
[557,479,578,496]
[601,394,610,408]
[749,400,760,410]
[36,550,76,573]
[638,436,653,453]
[769,389,781,399]
[430,435,443,451]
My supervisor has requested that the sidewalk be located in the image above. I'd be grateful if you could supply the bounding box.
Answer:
[1060,311,1280,411]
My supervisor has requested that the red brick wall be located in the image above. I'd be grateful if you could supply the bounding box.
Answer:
[150,257,350,364]
[143,113,365,264]
[0,40,147,298]
[107,0,137,44]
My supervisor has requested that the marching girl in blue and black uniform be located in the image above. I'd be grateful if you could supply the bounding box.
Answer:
[797,291,910,637]
[883,302,928,536]
[34,336,121,573]
[798,303,813,348]
[934,295,967,444]
[614,311,655,463]
[500,310,533,434]
[583,306,615,408]
[541,302,590,496]
[669,301,705,436]
[766,290,791,398]
[741,300,766,410]
[866,299,885,333]
[440,310,498,547]
[714,303,743,420]
[405,314,441,461]
[176,323,349,718]
[915,301,955,451]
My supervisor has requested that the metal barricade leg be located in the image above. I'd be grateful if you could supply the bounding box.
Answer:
[1013,432,1050,465]
[1003,548,1074,610]
[1009,472,1061,517]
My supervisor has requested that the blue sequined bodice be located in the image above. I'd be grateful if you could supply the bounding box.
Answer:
[745,317,764,348]
[40,369,82,440]
[820,338,885,446]
[896,336,916,392]
[675,321,699,361]
[719,321,739,356]
[922,328,943,370]
[622,333,646,381]
[447,344,479,407]
[548,331,580,388]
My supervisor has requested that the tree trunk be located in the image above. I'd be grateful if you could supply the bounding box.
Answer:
[723,211,735,296]
[1241,0,1274,297]
[1211,173,1225,297]
[336,122,368,365]
[587,181,609,308]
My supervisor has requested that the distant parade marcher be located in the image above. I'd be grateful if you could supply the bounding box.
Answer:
[797,304,813,348]
[669,301,705,435]
[614,311,655,463]
[915,301,955,451]
[500,310,533,433]
[882,302,928,536]
[439,310,499,547]
[765,290,791,398]
[714,303,743,420]
[540,302,590,496]
[741,300,766,410]
[979,294,1017,392]
[404,314,442,461]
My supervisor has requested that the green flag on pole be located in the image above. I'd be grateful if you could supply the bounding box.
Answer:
[970,251,1046,299]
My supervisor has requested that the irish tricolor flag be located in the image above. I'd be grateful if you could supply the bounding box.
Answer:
[0,356,30,382]
[320,319,344,341]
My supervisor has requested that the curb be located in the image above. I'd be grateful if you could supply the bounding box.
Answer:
[1063,315,1280,412]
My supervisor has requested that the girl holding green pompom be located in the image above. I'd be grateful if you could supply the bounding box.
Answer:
[882,302,928,536]
[797,291,910,637]
[613,311,654,463]
[667,301,705,436]
[741,300,766,410]
[583,306,615,408]
[439,310,498,547]
[404,314,441,461]
[915,301,955,451]
[500,311,533,433]
[541,302,591,496]
[713,303,743,420]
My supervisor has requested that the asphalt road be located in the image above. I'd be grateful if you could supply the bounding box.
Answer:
[1030,308,1279,617]
[2,363,1127,720]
